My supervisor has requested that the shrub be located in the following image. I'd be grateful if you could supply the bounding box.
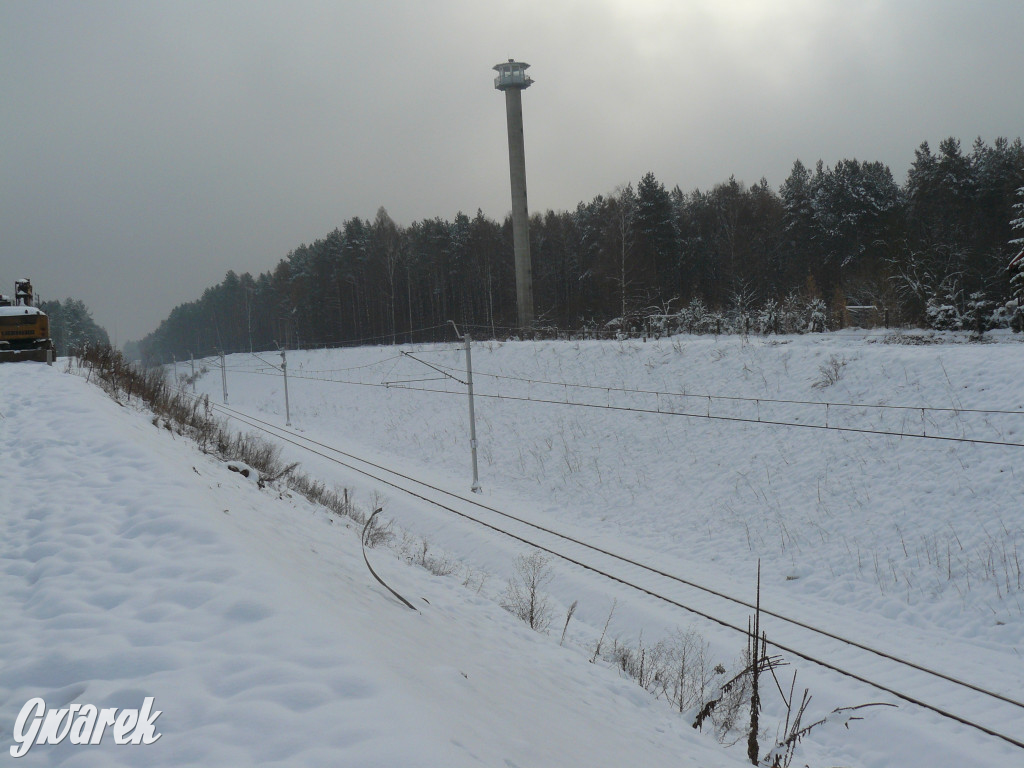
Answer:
[500,552,554,632]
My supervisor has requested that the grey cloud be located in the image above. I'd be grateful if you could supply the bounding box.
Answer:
[1,0,1021,339]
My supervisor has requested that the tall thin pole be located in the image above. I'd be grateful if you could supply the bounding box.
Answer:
[504,87,534,330]
[190,351,196,392]
[495,60,535,331]
[465,331,482,494]
[449,320,483,494]
[281,348,291,427]
[220,350,228,404]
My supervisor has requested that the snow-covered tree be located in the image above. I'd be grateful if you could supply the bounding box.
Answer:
[808,158,901,302]
[1008,185,1024,331]
[635,171,679,294]
[779,292,804,334]
[756,298,780,335]
[607,184,638,321]
[924,280,963,330]
[680,296,709,333]
[806,297,828,332]
[963,291,994,337]
[38,298,110,356]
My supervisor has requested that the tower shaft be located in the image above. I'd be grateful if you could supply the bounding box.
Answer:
[503,87,533,329]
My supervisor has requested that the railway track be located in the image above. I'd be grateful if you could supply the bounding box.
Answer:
[179,390,1024,753]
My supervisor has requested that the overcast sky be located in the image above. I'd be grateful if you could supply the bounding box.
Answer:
[2,0,1022,341]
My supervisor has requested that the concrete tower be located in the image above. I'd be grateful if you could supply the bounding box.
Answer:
[494,59,534,330]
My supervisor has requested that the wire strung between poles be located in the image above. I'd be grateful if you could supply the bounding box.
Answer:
[198,399,1024,752]
[163,383,1024,750]
[248,366,1024,450]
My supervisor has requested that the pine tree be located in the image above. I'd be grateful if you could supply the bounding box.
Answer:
[606,184,637,321]
[635,171,679,297]
[780,159,815,287]
[1009,185,1024,331]
[38,298,110,356]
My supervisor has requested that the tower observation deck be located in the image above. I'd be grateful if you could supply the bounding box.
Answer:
[493,60,533,91]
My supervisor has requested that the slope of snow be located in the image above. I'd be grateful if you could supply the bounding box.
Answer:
[0,363,739,766]
[176,330,1024,767]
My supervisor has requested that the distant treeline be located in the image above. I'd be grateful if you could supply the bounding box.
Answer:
[39,298,110,356]
[137,137,1024,363]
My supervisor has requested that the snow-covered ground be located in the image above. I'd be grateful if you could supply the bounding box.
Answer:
[192,330,1023,766]
[3,329,1023,766]
[0,363,741,767]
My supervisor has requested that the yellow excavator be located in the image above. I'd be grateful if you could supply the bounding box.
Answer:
[0,279,54,363]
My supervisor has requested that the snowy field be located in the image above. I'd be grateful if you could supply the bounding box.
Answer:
[3,329,1023,766]
[191,330,1024,766]
[0,363,739,767]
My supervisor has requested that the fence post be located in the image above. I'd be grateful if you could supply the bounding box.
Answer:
[281,348,291,426]
[190,351,196,392]
[220,350,228,404]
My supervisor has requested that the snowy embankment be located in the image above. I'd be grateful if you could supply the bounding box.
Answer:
[178,330,1023,768]
[0,363,738,767]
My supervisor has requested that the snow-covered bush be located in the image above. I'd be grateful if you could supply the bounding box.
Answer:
[805,297,829,332]
[680,297,709,334]
[925,294,962,330]
[962,291,995,337]
[500,552,554,632]
[779,293,804,334]
[989,303,1013,330]
[757,299,780,334]
[1004,298,1024,333]
[706,310,725,334]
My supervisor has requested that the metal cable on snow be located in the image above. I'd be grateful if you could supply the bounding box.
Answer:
[361,508,417,611]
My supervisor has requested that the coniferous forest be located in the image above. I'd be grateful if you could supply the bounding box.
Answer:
[137,137,1024,364]
[39,298,111,357]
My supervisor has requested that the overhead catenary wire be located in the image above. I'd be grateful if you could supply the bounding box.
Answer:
[174,390,1024,752]
[249,352,282,372]
[296,354,406,375]
[196,351,415,381]
[195,392,1024,708]
[199,343,1024,418]
[222,365,1024,450]
[422,360,1024,417]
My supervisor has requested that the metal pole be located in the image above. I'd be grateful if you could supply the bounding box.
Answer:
[447,320,483,493]
[281,349,291,426]
[190,351,196,392]
[220,350,228,404]
[172,355,178,383]
[465,331,482,494]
